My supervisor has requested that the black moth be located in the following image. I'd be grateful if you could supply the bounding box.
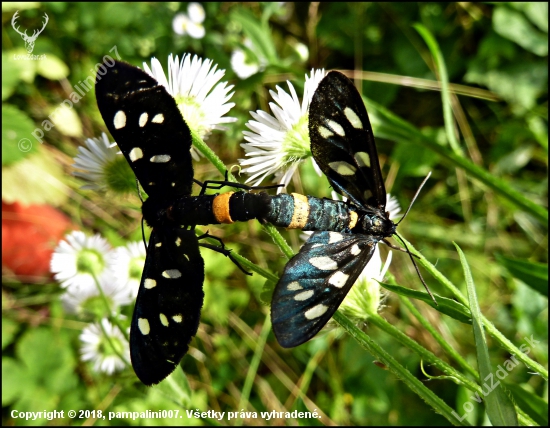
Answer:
[95,61,204,385]
[95,59,419,384]
[271,71,402,348]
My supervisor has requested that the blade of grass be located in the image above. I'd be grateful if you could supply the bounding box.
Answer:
[414,23,462,156]
[366,99,548,224]
[236,313,272,425]
[400,235,548,380]
[454,243,518,426]
[399,296,478,380]
[333,310,471,426]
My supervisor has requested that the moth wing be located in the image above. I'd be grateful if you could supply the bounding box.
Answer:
[95,60,194,198]
[271,231,377,348]
[309,71,386,210]
[130,227,204,385]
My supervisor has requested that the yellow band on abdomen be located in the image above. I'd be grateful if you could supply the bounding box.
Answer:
[349,211,358,230]
[287,193,310,229]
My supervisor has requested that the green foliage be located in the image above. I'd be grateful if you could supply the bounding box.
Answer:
[2,2,547,426]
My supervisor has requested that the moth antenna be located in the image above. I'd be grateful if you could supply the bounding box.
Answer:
[394,232,437,305]
[397,171,431,226]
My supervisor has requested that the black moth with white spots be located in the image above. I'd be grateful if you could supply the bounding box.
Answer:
[270,71,397,348]
[96,60,202,386]
[95,61,403,383]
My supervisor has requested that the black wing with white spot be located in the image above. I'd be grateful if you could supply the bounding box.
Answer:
[130,226,205,386]
[271,231,377,348]
[95,60,194,199]
[309,71,386,210]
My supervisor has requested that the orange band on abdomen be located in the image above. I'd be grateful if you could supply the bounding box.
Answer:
[213,192,234,224]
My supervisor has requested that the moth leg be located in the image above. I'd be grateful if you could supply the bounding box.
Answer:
[197,232,252,276]
[381,238,420,259]
[195,172,282,196]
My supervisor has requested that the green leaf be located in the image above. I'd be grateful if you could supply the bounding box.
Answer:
[16,328,77,395]
[230,8,278,63]
[455,243,518,426]
[2,146,68,206]
[2,104,38,165]
[2,52,36,100]
[1,318,19,350]
[260,278,276,306]
[153,367,193,407]
[379,281,472,324]
[506,384,548,426]
[495,255,548,297]
[1,357,31,406]
[493,6,548,56]
[36,55,70,80]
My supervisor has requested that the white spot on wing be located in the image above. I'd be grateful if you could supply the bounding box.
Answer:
[175,237,181,246]
[351,244,361,255]
[139,112,148,127]
[294,290,314,301]
[114,110,126,129]
[354,152,371,168]
[305,304,328,320]
[172,314,183,323]
[138,318,150,335]
[162,269,182,279]
[159,313,169,327]
[287,281,303,291]
[144,278,156,289]
[318,126,334,138]
[152,113,164,123]
[328,161,356,176]
[155,242,162,247]
[329,271,349,288]
[150,155,171,163]
[329,232,344,244]
[129,147,143,162]
[309,256,338,271]
[327,119,345,136]
[344,107,363,129]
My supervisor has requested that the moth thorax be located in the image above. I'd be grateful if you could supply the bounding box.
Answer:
[357,213,395,236]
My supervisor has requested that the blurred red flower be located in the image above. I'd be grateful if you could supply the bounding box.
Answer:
[2,201,73,281]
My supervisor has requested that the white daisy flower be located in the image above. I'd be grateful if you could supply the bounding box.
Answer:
[143,54,236,156]
[172,2,205,39]
[386,194,402,221]
[230,39,268,80]
[239,69,326,191]
[61,272,132,315]
[80,319,129,375]
[109,241,146,299]
[72,133,127,191]
[51,231,114,290]
[230,48,261,79]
